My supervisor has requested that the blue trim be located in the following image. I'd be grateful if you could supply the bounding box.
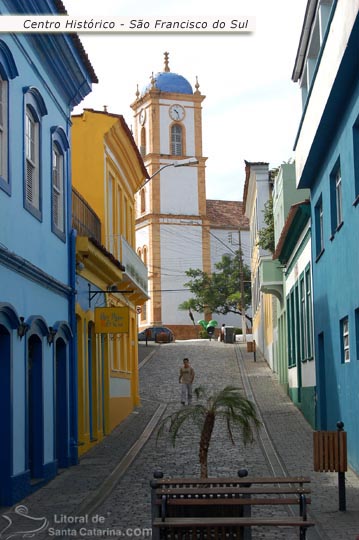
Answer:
[88,324,93,441]
[0,245,72,297]
[69,230,79,464]
[53,320,73,341]
[353,116,359,197]
[27,334,44,479]
[51,126,69,242]
[55,338,69,468]
[0,325,12,506]
[0,39,19,80]
[1,470,30,506]
[51,126,69,151]
[27,315,49,338]
[0,302,20,329]
[101,335,106,434]
[23,86,48,117]
[0,76,10,195]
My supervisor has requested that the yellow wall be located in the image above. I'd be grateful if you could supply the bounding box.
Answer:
[72,110,147,456]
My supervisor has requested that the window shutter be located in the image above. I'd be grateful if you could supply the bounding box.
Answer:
[26,160,34,202]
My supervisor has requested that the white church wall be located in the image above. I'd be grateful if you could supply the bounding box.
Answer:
[161,166,199,215]
[160,223,204,325]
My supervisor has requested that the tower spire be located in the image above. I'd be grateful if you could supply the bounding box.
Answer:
[164,51,170,72]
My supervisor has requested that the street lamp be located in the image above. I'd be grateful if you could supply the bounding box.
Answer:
[139,157,199,189]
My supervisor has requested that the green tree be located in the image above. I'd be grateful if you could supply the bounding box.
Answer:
[157,386,261,478]
[257,198,275,254]
[179,250,252,322]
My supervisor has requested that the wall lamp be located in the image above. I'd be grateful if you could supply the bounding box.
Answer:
[17,316,29,339]
[139,157,199,190]
[47,327,57,345]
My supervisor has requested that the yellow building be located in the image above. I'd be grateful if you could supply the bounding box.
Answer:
[71,109,149,455]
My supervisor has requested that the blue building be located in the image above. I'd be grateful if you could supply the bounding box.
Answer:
[0,1,97,504]
[293,1,359,472]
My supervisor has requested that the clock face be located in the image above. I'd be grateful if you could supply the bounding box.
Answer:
[139,109,146,125]
[169,104,185,121]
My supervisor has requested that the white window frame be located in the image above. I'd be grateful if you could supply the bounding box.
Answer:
[335,168,343,227]
[342,317,350,363]
[25,106,40,212]
[52,144,64,234]
[0,76,8,184]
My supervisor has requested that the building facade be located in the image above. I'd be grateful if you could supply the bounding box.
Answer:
[71,109,149,454]
[293,0,359,469]
[243,161,280,368]
[272,164,316,428]
[0,0,96,505]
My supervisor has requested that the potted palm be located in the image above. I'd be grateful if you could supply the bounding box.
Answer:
[157,385,261,478]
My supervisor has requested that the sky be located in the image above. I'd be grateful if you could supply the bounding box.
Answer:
[67,0,308,201]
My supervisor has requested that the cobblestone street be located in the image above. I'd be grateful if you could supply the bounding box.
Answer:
[2,341,359,540]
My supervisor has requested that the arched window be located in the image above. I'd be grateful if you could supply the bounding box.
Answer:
[24,87,47,220]
[0,40,18,195]
[171,124,183,156]
[140,188,146,214]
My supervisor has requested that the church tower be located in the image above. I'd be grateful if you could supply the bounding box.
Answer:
[132,53,210,339]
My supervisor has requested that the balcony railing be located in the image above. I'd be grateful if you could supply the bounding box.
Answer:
[120,235,148,296]
[72,188,101,243]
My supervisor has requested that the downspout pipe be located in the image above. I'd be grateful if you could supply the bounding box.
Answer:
[67,116,79,466]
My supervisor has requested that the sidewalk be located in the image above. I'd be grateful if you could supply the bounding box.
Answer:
[239,344,359,540]
[1,341,358,540]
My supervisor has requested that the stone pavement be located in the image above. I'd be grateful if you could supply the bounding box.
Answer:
[1,341,358,540]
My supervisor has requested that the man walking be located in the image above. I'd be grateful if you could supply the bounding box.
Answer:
[179,358,195,405]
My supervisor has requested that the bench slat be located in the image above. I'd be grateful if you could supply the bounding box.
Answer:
[153,517,315,528]
[160,497,311,506]
[156,476,311,486]
[157,486,310,495]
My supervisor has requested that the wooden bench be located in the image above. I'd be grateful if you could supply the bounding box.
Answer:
[150,474,315,540]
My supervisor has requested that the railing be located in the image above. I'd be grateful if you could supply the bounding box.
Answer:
[120,235,148,296]
[72,188,101,243]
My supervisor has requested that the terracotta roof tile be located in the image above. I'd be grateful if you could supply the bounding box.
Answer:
[206,200,249,230]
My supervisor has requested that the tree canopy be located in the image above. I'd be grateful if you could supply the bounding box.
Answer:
[157,385,261,478]
[257,198,275,254]
[179,250,252,322]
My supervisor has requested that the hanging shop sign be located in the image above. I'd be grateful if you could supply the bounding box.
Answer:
[94,306,129,334]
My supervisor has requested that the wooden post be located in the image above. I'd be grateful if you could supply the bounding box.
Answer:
[337,421,346,511]
[313,421,347,511]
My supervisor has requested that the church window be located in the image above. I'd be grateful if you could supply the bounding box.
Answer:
[140,188,146,213]
[171,124,182,155]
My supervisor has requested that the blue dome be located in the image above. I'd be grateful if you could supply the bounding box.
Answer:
[142,71,193,95]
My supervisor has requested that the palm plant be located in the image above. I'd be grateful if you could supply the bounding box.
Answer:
[157,385,261,478]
